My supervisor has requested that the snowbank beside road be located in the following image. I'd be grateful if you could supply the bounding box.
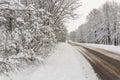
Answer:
[85,43,120,53]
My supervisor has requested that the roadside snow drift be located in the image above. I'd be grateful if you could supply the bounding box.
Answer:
[85,43,120,53]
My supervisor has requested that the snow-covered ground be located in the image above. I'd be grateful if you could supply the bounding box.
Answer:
[0,43,97,80]
[85,43,120,53]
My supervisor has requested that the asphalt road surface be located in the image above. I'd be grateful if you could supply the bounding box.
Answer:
[69,42,120,80]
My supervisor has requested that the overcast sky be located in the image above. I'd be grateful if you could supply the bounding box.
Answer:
[65,0,120,33]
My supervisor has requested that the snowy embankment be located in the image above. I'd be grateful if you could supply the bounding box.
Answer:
[0,43,97,80]
[85,43,120,53]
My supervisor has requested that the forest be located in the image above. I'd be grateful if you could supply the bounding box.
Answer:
[70,1,120,45]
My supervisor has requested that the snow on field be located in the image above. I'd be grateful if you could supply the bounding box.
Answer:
[0,43,97,80]
[85,43,120,53]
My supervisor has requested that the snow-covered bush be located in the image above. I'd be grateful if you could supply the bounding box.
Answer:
[0,1,56,74]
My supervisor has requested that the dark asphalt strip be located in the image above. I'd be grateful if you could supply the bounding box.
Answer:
[74,46,120,80]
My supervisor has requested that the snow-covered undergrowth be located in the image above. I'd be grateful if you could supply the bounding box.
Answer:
[0,0,56,76]
[85,43,120,53]
[0,44,56,80]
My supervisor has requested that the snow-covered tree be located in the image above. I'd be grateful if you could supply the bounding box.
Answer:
[0,0,56,73]
[75,1,120,45]
[0,0,80,74]
[20,0,80,42]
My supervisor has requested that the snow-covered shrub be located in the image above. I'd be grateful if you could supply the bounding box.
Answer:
[0,1,56,74]
[0,61,14,74]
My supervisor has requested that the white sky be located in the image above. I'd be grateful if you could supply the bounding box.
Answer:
[65,0,120,33]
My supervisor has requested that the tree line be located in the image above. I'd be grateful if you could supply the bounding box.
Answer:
[71,1,120,46]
